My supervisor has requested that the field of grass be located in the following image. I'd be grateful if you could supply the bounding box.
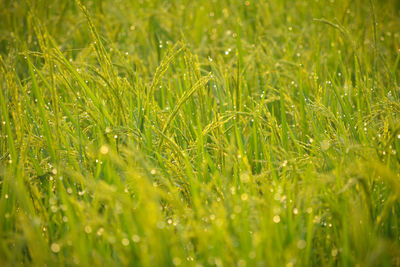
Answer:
[1,0,400,266]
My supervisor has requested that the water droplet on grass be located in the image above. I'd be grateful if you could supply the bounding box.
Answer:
[97,228,104,236]
[84,225,92,234]
[273,215,280,223]
[100,145,109,154]
[331,248,338,257]
[297,240,306,249]
[51,243,60,253]
[122,238,130,246]
[132,234,140,243]
[173,257,182,266]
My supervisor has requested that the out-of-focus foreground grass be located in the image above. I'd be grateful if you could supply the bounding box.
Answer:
[1,0,400,266]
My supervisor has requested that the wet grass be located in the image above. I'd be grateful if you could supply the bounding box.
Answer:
[1,0,400,266]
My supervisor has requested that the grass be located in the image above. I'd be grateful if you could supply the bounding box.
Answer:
[1,0,400,266]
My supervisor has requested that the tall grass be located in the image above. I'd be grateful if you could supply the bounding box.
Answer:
[1,0,400,266]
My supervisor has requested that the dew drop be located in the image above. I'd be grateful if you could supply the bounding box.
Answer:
[100,145,109,155]
[51,243,60,253]
[84,225,92,234]
[297,240,306,249]
[132,234,140,243]
[122,238,130,246]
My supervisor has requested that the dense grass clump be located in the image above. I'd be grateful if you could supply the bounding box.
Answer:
[1,0,400,266]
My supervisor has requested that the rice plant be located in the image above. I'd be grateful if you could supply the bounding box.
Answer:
[1,0,400,266]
